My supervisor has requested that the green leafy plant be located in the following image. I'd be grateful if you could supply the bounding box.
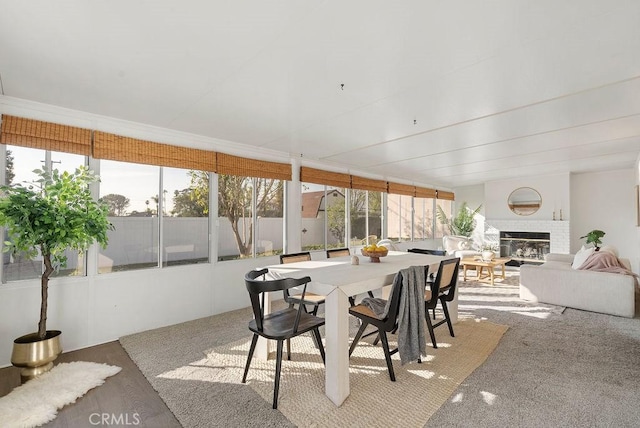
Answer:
[436,202,482,237]
[0,167,113,340]
[580,229,605,249]
[482,242,499,252]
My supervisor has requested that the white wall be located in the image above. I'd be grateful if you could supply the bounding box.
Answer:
[485,173,571,221]
[570,169,638,271]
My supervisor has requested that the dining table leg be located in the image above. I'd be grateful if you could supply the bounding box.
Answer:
[324,286,351,406]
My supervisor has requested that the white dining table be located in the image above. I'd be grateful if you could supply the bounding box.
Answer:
[259,250,456,406]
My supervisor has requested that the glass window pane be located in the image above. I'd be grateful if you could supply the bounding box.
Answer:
[255,178,284,258]
[98,160,159,272]
[413,197,434,240]
[325,186,346,249]
[387,194,412,241]
[218,175,253,261]
[435,200,453,238]
[349,189,367,246]
[368,191,383,244]
[349,190,382,246]
[163,168,209,266]
[301,182,326,251]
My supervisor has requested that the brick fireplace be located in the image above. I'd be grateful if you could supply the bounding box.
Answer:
[484,220,570,264]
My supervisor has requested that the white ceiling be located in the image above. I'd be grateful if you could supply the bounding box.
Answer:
[1,0,639,188]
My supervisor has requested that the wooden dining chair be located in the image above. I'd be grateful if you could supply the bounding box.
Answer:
[279,252,326,316]
[424,257,460,348]
[242,268,326,409]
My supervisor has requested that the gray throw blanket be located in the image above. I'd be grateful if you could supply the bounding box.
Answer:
[360,266,427,365]
[396,266,427,364]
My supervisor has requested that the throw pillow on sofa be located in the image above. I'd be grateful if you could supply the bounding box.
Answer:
[572,245,595,269]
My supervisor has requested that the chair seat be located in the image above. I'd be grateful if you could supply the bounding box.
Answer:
[249,308,325,340]
[424,289,433,300]
[349,304,382,321]
[288,292,326,305]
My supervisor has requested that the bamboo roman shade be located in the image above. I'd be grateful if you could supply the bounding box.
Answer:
[300,167,351,188]
[436,190,455,200]
[415,186,437,198]
[387,181,415,196]
[0,115,91,156]
[93,131,216,171]
[351,175,387,192]
[217,153,291,180]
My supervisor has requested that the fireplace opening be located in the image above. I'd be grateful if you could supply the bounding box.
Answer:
[500,231,550,265]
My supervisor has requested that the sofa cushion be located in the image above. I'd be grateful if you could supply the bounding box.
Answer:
[572,246,594,269]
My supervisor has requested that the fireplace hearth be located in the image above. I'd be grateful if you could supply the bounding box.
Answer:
[500,231,550,265]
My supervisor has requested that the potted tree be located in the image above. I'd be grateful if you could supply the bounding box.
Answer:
[0,166,112,382]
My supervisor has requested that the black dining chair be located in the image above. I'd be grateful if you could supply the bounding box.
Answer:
[349,266,428,381]
[280,252,326,316]
[424,257,460,348]
[408,248,447,256]
[242,268,326,409]
[348,270,405,381]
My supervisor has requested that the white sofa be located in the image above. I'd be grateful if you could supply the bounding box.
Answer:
[442,235,480,259]
[519,253,636,318]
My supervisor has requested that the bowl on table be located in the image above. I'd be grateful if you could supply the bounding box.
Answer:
[360,247,389,263]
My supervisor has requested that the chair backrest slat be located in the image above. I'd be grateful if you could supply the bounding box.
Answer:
[326,248,350,258]
[432,258,460,302]
[280,252,312,264]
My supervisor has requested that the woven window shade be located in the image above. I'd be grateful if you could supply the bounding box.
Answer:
[0,115,91,155]
[93,131,216,171]
[217,153,291,180]
[351,175,387,192]
[300,167,351,188]
[415,186,437,198]
[387,182,416,196]
[436,190,455,200]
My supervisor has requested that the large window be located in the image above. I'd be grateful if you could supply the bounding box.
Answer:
[218,175,284,261]
[413,197,434,240]
[98,163,210,272]
[163,168,209,266]
[349,189,382,246]
[2,145,87,282]
[99,160,160,272]
[387,194,412,241]
[301,184,347,251]
[435,199,453,238]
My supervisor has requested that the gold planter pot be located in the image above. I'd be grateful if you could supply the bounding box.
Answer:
[11,330,62,383]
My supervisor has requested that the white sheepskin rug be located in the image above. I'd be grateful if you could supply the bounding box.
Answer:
[0,361,121,428]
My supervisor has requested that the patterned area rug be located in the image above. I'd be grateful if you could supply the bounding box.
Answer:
[155,319,507,428]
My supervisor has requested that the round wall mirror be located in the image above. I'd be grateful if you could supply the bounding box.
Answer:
[508,187,541,216]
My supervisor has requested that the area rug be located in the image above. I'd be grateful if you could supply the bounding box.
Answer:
[0,361,121,428]
[123,317,507,428]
